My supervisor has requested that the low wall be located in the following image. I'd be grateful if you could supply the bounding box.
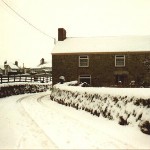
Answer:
[50,83,150,135]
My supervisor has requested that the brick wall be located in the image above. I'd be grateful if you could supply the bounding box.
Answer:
[52,52,150,87]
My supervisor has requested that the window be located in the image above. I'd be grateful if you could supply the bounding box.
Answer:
[115,55,125,67]
[79,55,89,67]
[79,75,91,85]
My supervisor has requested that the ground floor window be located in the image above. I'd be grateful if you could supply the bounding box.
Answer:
[79,75,91,85]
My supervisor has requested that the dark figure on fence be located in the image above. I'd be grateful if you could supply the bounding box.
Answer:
[59,76,65,84]
[129,80,136,88]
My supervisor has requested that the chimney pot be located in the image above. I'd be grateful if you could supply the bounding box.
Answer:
[15,61,18,66]
[40,58,44,65]
[58,28,66,41]
[4,61,7,65]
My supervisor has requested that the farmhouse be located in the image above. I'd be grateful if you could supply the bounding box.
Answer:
[52,28,150,87]
[3,61,20,75]
[30,58,52,75]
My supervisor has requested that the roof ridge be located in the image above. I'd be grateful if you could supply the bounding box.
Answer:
[67,35,150,39]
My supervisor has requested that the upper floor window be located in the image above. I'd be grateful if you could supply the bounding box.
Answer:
[115,55,125,67]
[79,55,89,67]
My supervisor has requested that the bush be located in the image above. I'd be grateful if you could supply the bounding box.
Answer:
[118,116,128,125]
[138,120,150,135]
[0,83,51,98]
[50,82,150,135]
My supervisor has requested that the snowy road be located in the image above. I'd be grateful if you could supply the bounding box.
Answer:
[0,91,150,149]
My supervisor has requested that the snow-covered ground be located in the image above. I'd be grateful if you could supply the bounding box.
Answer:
[0,91,150,149]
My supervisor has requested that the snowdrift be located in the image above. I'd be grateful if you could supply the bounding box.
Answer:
[0,82,51,98]
[50,82,150,135]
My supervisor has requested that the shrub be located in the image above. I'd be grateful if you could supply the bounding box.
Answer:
[138,120,150,135]
[118,116,128,125]
[0,83,50,98]
[51,82,150,135]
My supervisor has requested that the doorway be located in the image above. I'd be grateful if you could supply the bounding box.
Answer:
[115,75,127,87]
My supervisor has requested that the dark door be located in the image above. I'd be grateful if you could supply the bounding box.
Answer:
[115,75,127,87]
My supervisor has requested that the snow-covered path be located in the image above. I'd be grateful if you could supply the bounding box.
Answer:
[0,91,150,149]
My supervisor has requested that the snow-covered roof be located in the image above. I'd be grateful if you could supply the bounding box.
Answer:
[37,62,51,68]
[42,69,51,72]
[52,36,150,54]
[0,65,4,70]
[6,63,19,69]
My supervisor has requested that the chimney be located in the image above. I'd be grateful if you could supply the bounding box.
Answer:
[15,61,18,66]
[58,28,66,41]
[4,61,7,65]
[40,58,44,65]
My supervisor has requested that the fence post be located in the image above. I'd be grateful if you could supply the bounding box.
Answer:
[8,74,9,83]
[0,74,2,84]
[14,74,15,82]
[19,74,21,82]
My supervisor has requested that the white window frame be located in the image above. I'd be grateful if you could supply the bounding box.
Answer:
[115,55,125,67]
[79,55,89,67]
[79,75,91,84]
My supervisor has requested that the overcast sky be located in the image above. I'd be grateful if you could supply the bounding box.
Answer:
[1,0,150,67]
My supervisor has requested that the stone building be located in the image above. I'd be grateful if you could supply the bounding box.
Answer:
[52,28,150,87]
[3,61,20,75]
[30,58,52,75]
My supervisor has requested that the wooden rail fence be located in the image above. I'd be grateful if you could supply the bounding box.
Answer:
[0,74,52,84]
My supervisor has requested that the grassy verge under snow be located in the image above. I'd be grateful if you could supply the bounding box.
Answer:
[0,82,51,98]
[50,81,150,135]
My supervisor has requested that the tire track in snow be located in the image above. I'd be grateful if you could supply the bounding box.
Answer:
[39,96,135,149]
[16,94,57,149]
[16,93,135,149]
[37,94,50,104]
[16,95,33,103]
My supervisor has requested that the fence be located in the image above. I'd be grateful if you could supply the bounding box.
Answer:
[0,74,52,84]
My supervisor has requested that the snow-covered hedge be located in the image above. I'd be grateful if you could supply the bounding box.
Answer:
[50,82,150,135]
[0,82,51,98]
